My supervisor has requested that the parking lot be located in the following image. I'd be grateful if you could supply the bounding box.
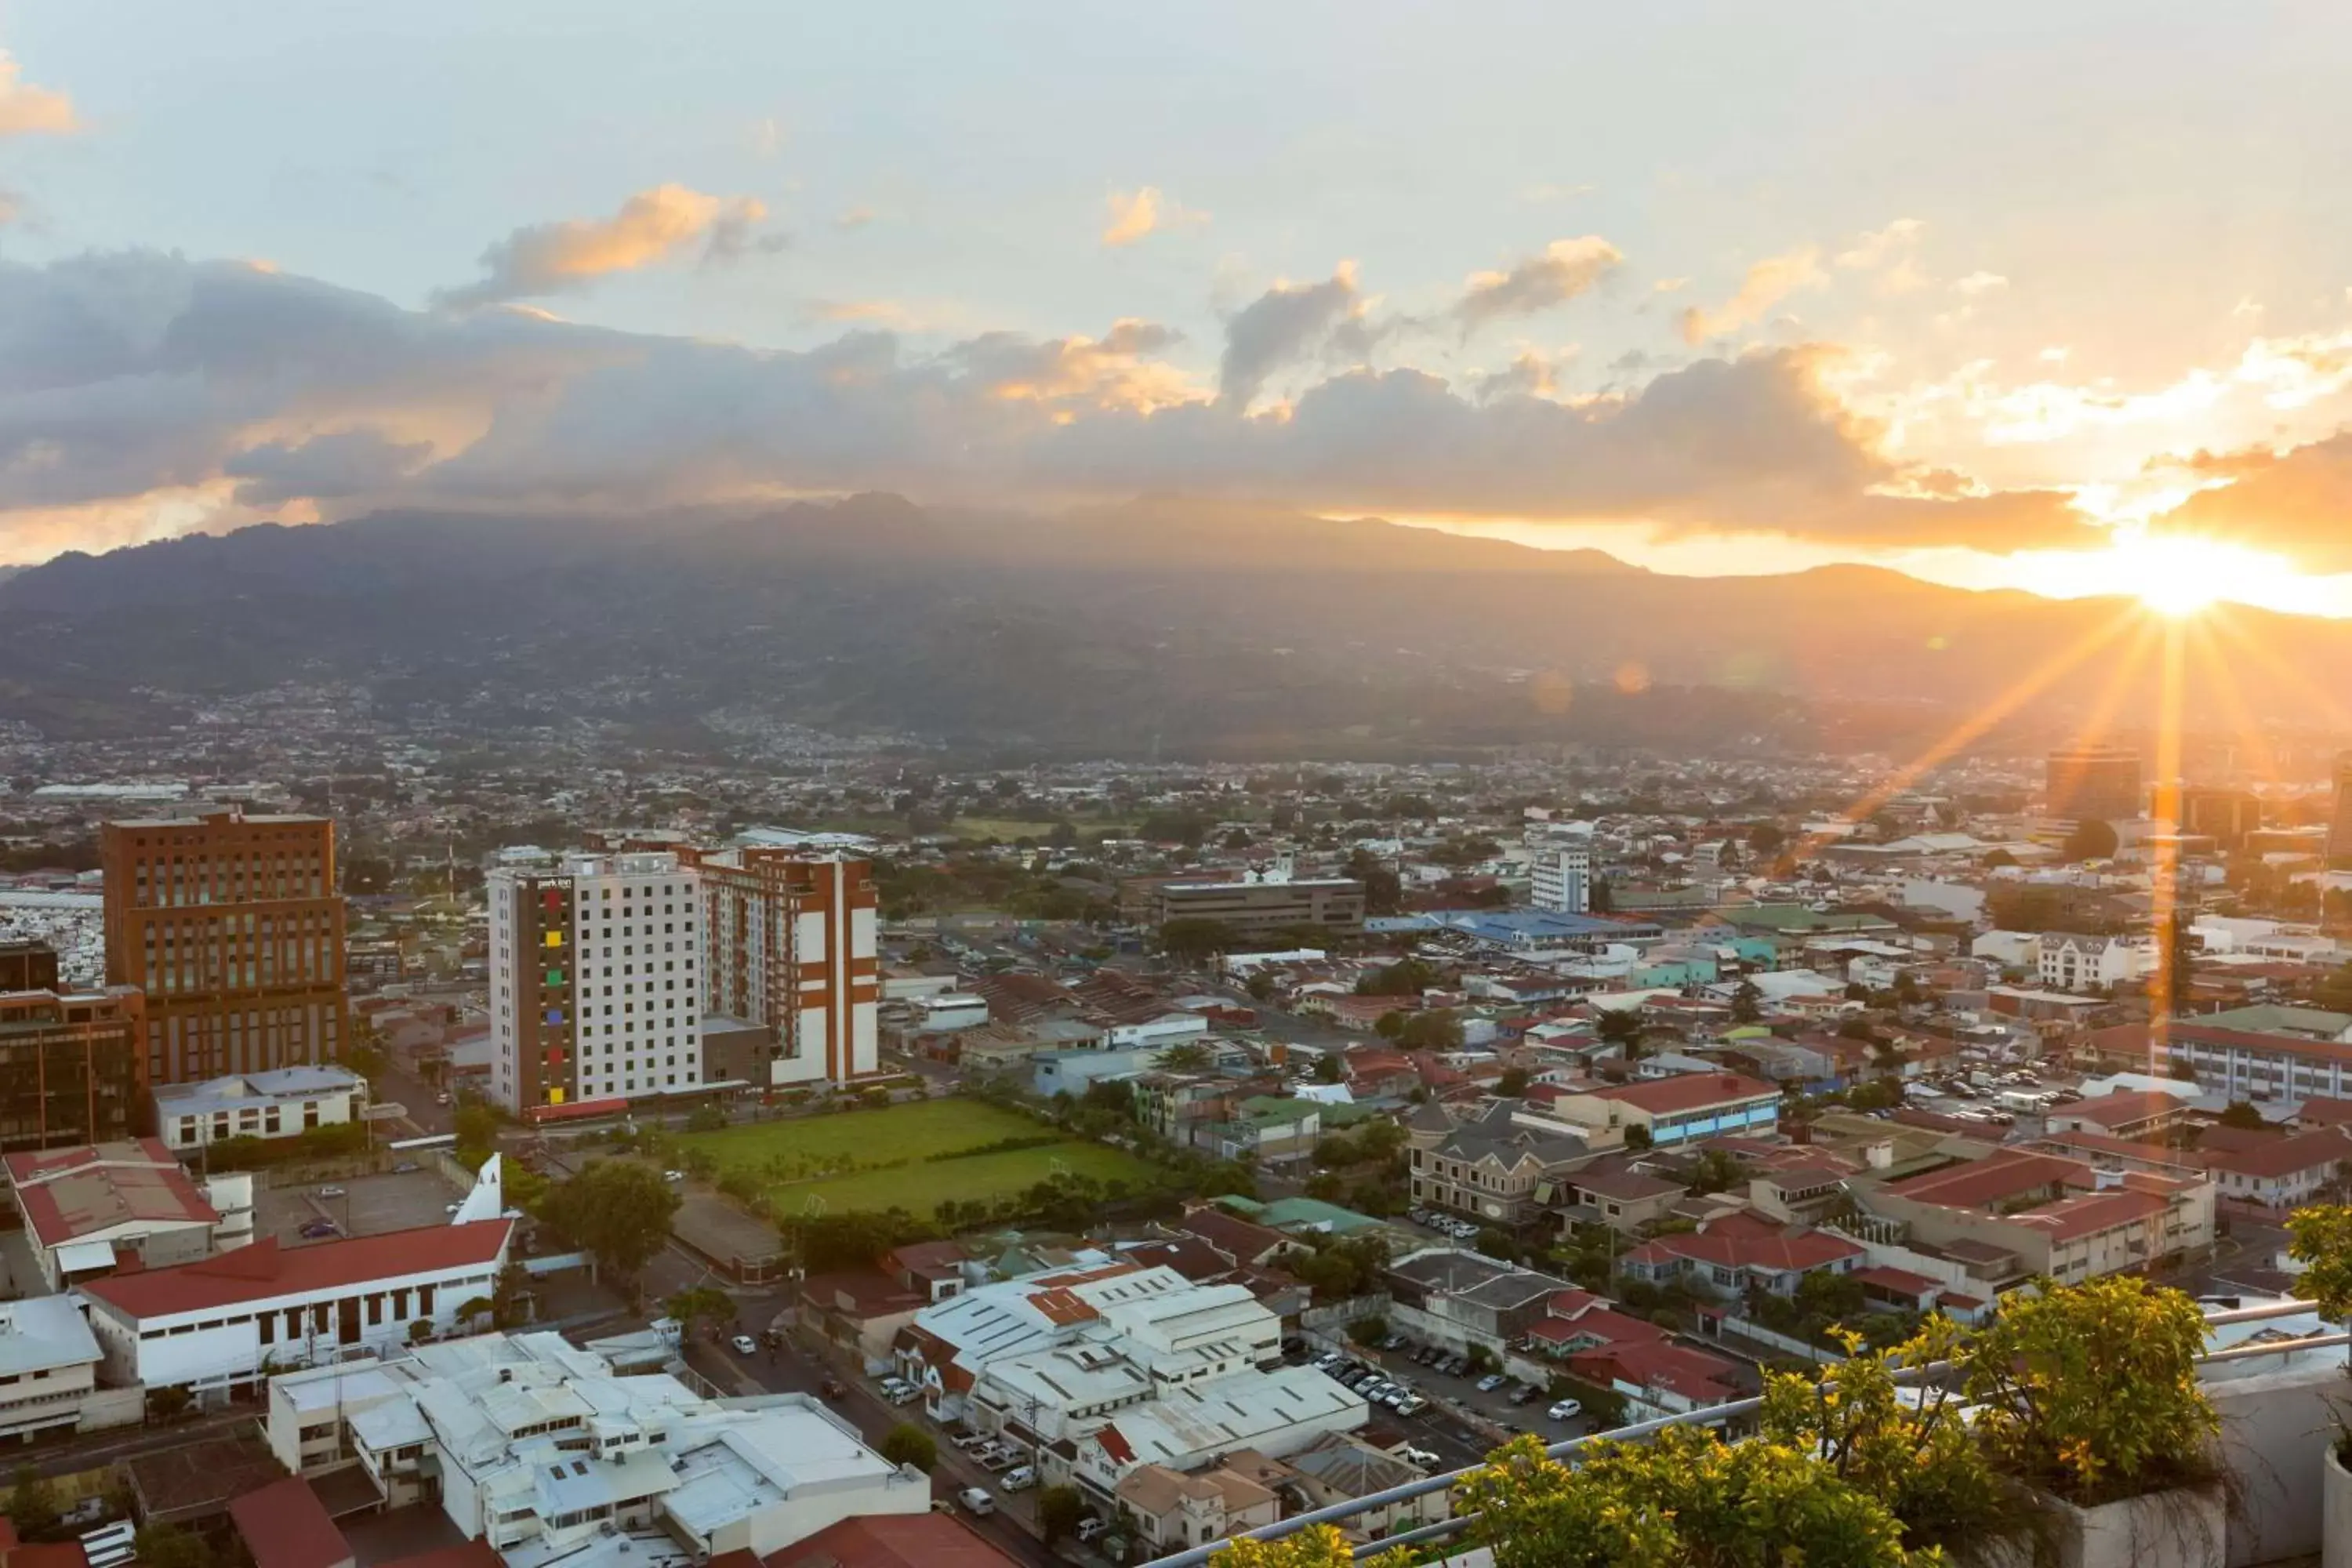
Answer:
[251,1164,469,1246]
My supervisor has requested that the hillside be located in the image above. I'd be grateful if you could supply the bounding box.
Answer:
[0,498,2340,753]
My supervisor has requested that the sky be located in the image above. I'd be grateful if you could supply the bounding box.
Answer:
[3,1,2352,612]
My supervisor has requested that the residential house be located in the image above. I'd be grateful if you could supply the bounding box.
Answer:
[2037,932,2151,994]
[1568,1338,1746,1422]
[1112,1462,1280,1553]
[1617,1210,1864,1300]
[2201,1127,2352,1208]
[1559,1157,1685,1235]
[1519,1073,1781,1151]
[1282,1432,1454,1539]
[1383,1249,1572,1360]
[1403,1100,1587,1225]
[2045,1087,2195,1140]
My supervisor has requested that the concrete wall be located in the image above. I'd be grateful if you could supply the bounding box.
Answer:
[2205,1358,2344,1568]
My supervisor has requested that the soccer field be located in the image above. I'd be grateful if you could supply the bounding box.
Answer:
[678,1097,1163,1220]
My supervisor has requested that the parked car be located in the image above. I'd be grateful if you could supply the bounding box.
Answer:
[957,1487,995,1516]
[1475,1374,1508,1393]
[663,1170,686,1182]
[1395,1395,1428,1417]
[1414,1345,1442,1365]
[1076,1519,1112,1543]
[316,1185,346,1199]
[1508,1384,1542,1406]
[1548,1399,1584,1421]
[1380,1333,1406,1350]
[730,1334,757,1355]
[1442,1355,1472,1377]
[1003,1466,1036,1491]
[820,1377,848,1400]
[297,1220,340,1240]
[1399,1445,1441,1468]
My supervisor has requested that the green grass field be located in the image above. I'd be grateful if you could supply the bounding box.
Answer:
[679,1098,1162,1220]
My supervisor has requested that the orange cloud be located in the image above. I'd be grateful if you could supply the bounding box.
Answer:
[1679,248,1824,343]
[437,185,778,308]
[1102,187,1207,247]
[0,50,78,136]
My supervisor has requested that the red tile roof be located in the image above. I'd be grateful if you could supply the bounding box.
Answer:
[769,1512,1021,1568]
[1635,1211,1862,1274]
[229,1477,351,1568]
[1590,1073,1779,1115]
[2008,1187,2169,1240]
[1569,1339,1742,1403]
[1849,1265,1940,1297]
[2204,1127,2352,1181]
[1886,1149,2086,1210]
[2057,1090,2189,1130]
[4,1138,219,1248]
[1526,1306,1667,1347]
[81,1220,511,1321]
[2299,1096,2352,1128]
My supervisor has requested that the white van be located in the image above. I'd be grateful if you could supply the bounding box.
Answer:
[958,1486,996,1516]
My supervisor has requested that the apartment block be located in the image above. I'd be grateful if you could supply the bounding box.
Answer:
[688,845,881,1086]
[1527,840,1592,915]
[0,983,144,1153]
[101,808,348,1085]
[488,851,702,1115]
[1127,873,1367,940]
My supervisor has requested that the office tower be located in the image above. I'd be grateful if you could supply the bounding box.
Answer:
[488,851,702,1114]
[101,808,347,1086]
[1527,839,1592,913]
[2180,786,2263,851]
[2045,744,2142,824]
[0,985,145,1152]
[2329,753,2352,868]
[690,847,881,1087]
[0,940,60,993]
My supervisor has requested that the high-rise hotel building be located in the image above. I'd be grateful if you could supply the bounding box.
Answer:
[688,846,882,1087]
[487,851,702,1115]
[101,808,347,1085]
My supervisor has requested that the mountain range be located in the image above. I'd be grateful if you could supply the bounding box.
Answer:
[1,497,2344,757]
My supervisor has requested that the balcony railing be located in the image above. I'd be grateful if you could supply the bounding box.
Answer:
[1145,1300,2346,1568]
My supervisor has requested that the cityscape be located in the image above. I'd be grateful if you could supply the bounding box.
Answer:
[5,7,2352,1568]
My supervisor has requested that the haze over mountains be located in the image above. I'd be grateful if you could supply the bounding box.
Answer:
[0,498,2341,755]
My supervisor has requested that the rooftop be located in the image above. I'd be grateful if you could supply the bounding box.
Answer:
[81,1219,511,1320]
[4,1138,220,1248]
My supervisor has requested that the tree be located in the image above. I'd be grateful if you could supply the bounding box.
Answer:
[1475,1226,1520,1261]
[880,1423,937,1472]
[1498,1067,1530,1097]
[492,1258,534,1327]
[409,1319,436,1344]
[1622,1124,1652,1152]
[1245,970,1279,1003]
[2063,818,2119,862]
[1159,918,1238,962]
[8,1465,60,1540]
[1730,981,1763,1024]
[147,1384,193,1421]
[1397,1011,1465,1051]
[454,1101,502,1162]
[1595,1010,1642,1054]
[1156,1040,1213,1073]
[133,1526,221,1568]
[1847,1079,1902,1112]
[665,1285,735,1336]
[1211,1525,1411,1568]
[1037,1484,1087,1544]
[1356,957,1438,997]
[1312,1053,1345,1084]
[1748,823,1788,855]
[540,1160,681,1289]
[2217,1099,2268,1131]
[687,1104,728,1134]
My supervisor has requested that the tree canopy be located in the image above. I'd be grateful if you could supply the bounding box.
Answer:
[540,1160,680,1285]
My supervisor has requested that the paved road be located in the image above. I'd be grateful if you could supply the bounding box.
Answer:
[374,1059,452,1136]
[18,1405,256,1482]
[687,1333,1061,1568]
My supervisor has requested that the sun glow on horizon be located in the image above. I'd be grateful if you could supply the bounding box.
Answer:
[2016,530,2319,618]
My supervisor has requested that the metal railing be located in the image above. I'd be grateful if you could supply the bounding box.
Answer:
[1145,1299,2335,1568]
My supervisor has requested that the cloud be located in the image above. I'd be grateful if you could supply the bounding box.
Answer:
[223,429,435,508]
[1679,248,1825,343]
[834,205,877,232]
[2151,430,2352,572]
[436,185,780,308]
[1102,187,1206,247]
[703,203,790,266]
[1218,265,1374,407]
[0,249,2100,564]
[1454,237,1622,336]
[0,52,78,137]
[807,299,931,331]
[1955,271,2009,297]
[1835,219,1929,296]
[0,185,20,228]
[1469,350,1565,402]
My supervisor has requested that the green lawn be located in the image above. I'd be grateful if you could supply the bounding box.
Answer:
[678,1098,1163,1220]
[768,1141,1159,1219]
[684,1098,1044,1170]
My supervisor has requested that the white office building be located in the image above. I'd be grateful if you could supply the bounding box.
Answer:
[264,1330,927,1568]
[153,1065,372,1154]
[1528,839,1592,915]
[488,851,704,1113]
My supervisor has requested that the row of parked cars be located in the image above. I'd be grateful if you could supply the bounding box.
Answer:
[1407,1207,1486,1241]
[945,1428,1038,1488]
[875,1374,924,1406]
[1314,1350,1432,1421]
[1367,1337,1586,1425]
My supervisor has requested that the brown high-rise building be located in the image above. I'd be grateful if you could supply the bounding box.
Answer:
[689,846,882,1087]
[101,808,348,1086]
[0,940,61,993]
[0,985,145,1152]
[2328,753,2352,869]
[2045,744,2142,824]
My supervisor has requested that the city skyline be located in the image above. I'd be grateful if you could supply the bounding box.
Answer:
[1,3,2350,615]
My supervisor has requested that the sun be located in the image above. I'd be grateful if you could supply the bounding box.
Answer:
[2089,531,2303,617]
